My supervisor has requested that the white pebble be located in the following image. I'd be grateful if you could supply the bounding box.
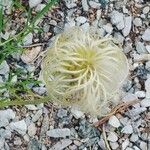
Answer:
[9,120,27,135]
[71,107,84,119]
[89,1,101,9]
[122,139,129,150]
[130,133,139,142]
[107,132,118,142]
[23,33,33,45]
[142,29,150,41]
[103,23,113,34]
[28,123,37,137]
[82,0,89,11]
[146,45,150,53]
[110,142,119,149]
[46,128,71,138]
[75,16,87,24]
[29,0,42,8]
[140,99,150,107]
[32,109,43,122]
[35,4,46,12]
[136,42,146,54]
[122,16,132,37]
[108,115,121,128]
[121,124,133,134]
[133,18,142,27]
[110,11,124,30]
[145,77,150,98]
[135,91,146,98]
[142,6,150,14]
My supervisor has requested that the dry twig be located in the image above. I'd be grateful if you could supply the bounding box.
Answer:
[94,99,140,127]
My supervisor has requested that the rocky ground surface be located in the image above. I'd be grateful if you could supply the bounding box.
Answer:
[0,0,150,150]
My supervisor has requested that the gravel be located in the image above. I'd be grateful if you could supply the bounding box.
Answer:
[1,0,150,149]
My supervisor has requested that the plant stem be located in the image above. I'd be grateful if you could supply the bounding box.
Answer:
[0,96,51,108]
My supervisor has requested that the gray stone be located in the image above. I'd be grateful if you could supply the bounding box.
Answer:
[33,86,46,95]
[82,0,89,11]
[145,77,150,98]
[47,128,71,138]
[28,123,37,137]
[108,115,121,128]
[122,139,129,150]
[136,42,146,54]
[75,16,87,24]
[142,29,150,41]
[135,91,146,98]
[14,137,22,145]
[107,132,118,142]
[28,138,41,150]
[0,109,15,127]
[133,18,142,27]
[35,4,46,12]
[130,133,139,142]
[140,98,150,107]
[50,139,72,150]
[29,0,42,8]
[65,1,76,9]
[146,61,150,71]
[121,124,133,134]
[130,107,147,116]
[140,141,147,149]
[25,105,38,110]
[0,129,11,139]
[110,142,119,149]
[103,23,113,34]
[81,22,90,31]
[71,107,84,119]
[114,32,124,44]
[0,138,5,149]
[142,6,150,14]
[9,120,27,135]
[40,114,49,137]
[89,1,101,9]
[57,109,68,118]
[23,33,33,45]
[122,16,132,37]
[110,11,124,30]
[0,61,10,75]
[32,109,43,122]
[146,45,150,53]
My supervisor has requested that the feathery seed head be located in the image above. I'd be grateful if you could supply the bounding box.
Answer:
[42,27,129,116]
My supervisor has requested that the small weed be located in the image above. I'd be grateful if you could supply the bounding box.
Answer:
[0,0,58,108]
